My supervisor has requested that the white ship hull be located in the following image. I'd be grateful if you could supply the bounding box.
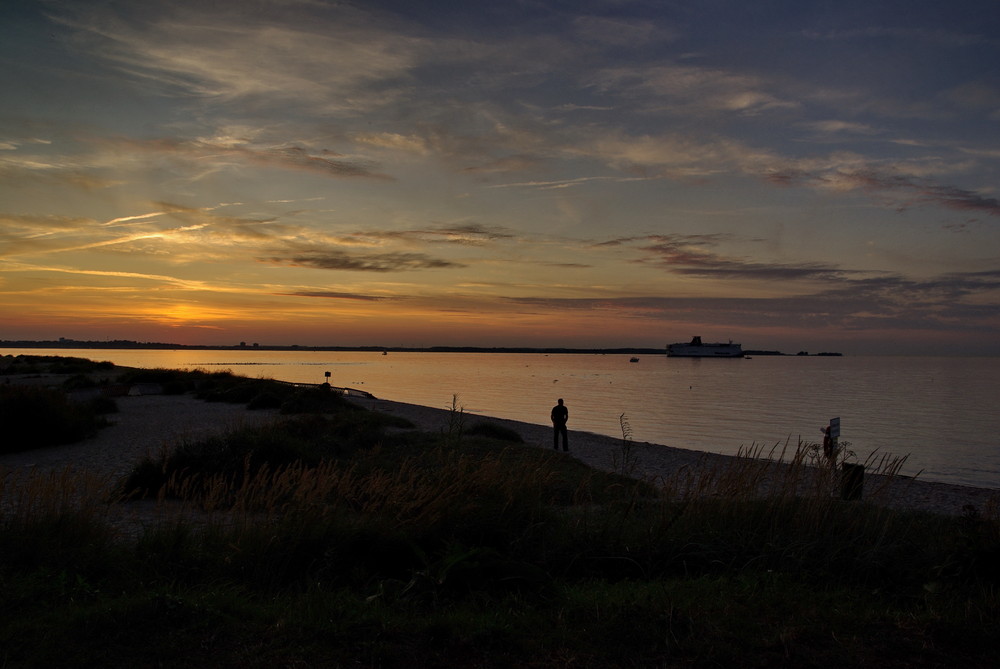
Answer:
[667,336,744,358]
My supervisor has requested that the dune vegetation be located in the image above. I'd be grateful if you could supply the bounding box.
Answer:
[1,358,999,667]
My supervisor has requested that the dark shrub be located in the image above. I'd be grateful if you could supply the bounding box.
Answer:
[88,395,119,414]
[118,418,336,499]
[466,421,524,443]
[202,382,261,404]
[0,385,109,453]
[61,374,97,390]
[247,391,284,410]
[161,380,190,395]
[3,355,115,377]
[279,387,352,414]
[120,368,197,393]
[196,377,295,407]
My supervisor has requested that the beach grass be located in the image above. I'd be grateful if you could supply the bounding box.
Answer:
[2,363,999,666]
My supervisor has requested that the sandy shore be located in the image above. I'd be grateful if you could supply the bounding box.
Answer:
[2,391,997,518]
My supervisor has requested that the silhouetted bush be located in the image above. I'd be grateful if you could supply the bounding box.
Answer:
[466,421,524,443]
[61,374,98,390]
[278,386,352,414]
[119,367,199,392]
[247,390,284,410]
[1,354,114,377]
[0,385,109,453]
[87,395,119,415]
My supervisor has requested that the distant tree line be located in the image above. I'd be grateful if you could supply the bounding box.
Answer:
[1,339,840,356]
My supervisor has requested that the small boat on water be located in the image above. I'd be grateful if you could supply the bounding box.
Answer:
[629,357,640,363]
[666,336,744,358]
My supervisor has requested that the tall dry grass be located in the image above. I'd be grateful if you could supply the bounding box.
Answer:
[5,414,993,594]
[660,437,911,503]
[150,444,568,545]
[0,466,114,525]
[543,436,952,584]
[120,442,579,590]
[0,466,123,573]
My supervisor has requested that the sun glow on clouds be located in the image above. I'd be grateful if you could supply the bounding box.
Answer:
[1,1,999,354]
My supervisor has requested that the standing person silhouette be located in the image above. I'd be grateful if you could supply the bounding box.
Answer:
[551,398,569,451]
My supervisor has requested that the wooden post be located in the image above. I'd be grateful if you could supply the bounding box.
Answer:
[841,463,864,500]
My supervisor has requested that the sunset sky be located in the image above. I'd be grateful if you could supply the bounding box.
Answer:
[2,0,999,355]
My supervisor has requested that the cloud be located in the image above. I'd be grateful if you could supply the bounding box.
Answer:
[0,261,216,292]
[606,234,852,281]
[0,150,120,190]
[799,169,1000,217]
[354,132,430,155]
[488,175,651,190]
[591,63,800,116]
[3,196,504,275]
[918,184,1000,215]
[54,2,427,112]
[362,223,516,245]
[105,136,391,180]
[264,251,464,272]
[1,123,390,197]
[802,27,992,49]
[588,131,999,218]
[582,132,751,178]
[0,137,52,151]
[285,291,388,301]
[0,214,99,257]
[942,82,1000,111]
[462,155,542,175]
[572,16,670,47]
[508,268,1000,333]
[1,200,304,262]
[800,120,879,136]
[102,211,168,227]
[0,213,95,232]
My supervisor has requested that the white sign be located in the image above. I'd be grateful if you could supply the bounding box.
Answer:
[829,417,841,439]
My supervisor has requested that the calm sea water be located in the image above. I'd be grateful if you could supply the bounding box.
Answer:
[9,348,1000,490]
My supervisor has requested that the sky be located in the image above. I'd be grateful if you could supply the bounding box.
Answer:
[2,0,999,355]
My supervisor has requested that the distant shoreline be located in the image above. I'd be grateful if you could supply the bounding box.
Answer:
[1,340,837,357]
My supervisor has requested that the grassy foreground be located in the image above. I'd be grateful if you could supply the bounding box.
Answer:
[2,358,999,667]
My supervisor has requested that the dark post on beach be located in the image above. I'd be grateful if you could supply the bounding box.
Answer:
[828,417,863,500]
[823,416,841,463]
[842,463,864,500]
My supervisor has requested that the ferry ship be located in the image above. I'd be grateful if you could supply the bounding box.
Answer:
[666,336,744,358]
